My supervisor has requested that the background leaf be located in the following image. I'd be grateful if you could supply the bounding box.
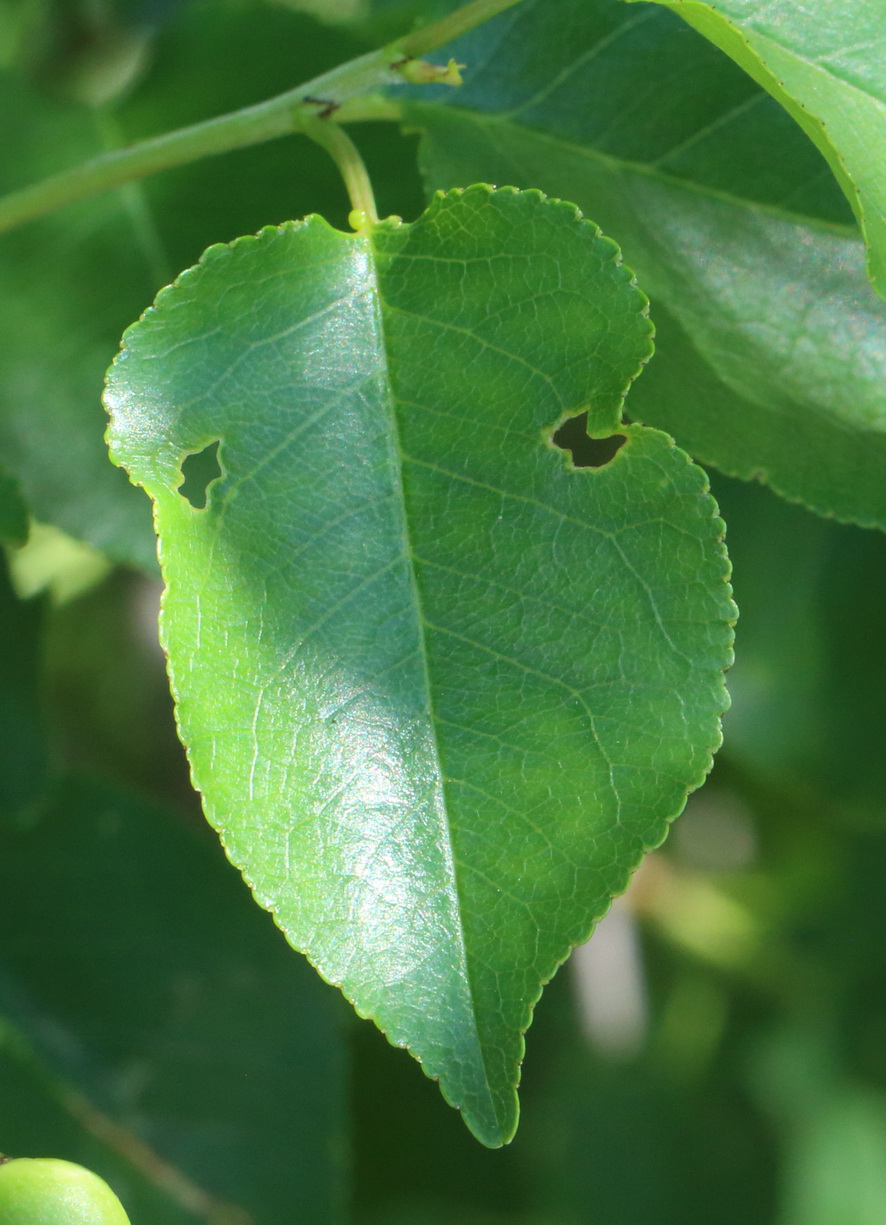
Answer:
[712,470,886,825]
[402,0,886,528]
[631,0,886,297]
[105,186,734,1145]
[0,1022,198,1225]
[2,0,886,1214]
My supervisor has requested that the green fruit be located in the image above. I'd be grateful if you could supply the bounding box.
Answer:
[0,1158,131,1225]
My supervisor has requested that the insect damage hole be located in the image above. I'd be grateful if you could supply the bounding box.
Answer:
[178,440,222,509]
[551,414,626,468]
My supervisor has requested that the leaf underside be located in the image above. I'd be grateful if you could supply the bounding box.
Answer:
[633,0,886,298]
[105,187,735,1145]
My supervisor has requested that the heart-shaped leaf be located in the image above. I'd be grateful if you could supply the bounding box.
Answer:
[105,186,734,1145]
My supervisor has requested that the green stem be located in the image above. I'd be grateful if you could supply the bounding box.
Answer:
[0,47,397,235]
[337,95,403,125]
[0,0,525,236]
[305,118,378,227]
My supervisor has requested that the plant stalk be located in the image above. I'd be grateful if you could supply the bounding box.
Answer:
[305,118,379,227]
[0,0,525,236]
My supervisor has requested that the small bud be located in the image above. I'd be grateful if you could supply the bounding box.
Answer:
[395,57,464,87]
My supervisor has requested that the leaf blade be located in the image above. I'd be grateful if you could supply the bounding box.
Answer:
[106,187,734,1144]
[0,466,28,548]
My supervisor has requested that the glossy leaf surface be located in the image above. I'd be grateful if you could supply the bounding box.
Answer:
[405,0,886,527]
[633,0,886,297]
[105,187,734,1144]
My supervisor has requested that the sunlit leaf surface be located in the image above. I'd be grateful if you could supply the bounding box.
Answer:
[106,187,734,1144]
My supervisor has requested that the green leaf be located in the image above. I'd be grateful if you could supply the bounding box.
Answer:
[280,0,463,45]
[0,72,160,570]
[404,0,886,528]
[631,0,886,298]
[751,1034,886,1225]
[0,773,348,1225]
[105,186,735,1145]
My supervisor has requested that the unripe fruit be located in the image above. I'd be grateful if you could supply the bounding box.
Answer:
[0,1157,131,1225]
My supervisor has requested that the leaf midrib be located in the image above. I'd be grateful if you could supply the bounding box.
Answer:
[363,229,503,1134]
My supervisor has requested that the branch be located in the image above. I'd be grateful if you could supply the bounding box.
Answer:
[0,0,525,235]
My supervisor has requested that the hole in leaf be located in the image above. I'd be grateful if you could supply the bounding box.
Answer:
[551,414,626,468]
[178,440,222,509]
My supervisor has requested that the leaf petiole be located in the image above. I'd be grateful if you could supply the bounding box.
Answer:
[304,117,379,228]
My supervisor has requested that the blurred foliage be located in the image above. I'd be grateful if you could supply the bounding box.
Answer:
[0,554,48,822]
[0,771,349,1224]
[2,0,886,1220]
